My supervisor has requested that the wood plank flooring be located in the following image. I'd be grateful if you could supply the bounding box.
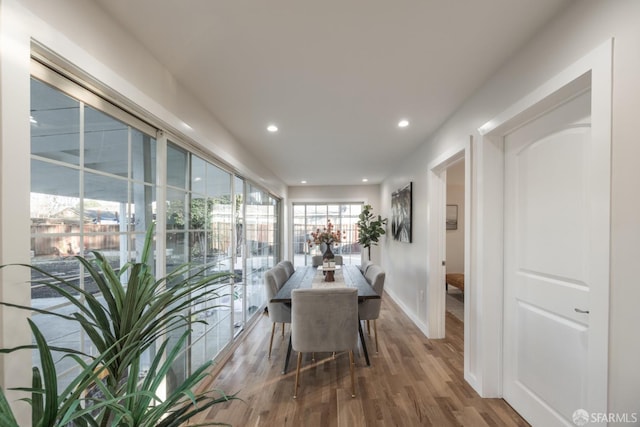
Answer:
[189,293,529,427]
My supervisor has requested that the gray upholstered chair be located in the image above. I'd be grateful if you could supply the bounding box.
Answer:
[333,255,343,265]
[278,260,295,277]
[272,264,289,289]
[311,255,324,267]
[264,268,291,359]
[291,288,358,399]
[358,260,372,275]
[364,263,381,286]
[360,264,386,352]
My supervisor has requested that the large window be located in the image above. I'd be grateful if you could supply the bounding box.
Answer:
[245,185,279,315]
[30,73,157,390]
[165,143,237,390]
[292,203,362,267]
[29,61,281,390]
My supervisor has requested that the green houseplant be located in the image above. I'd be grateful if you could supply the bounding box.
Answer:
[357,205,388,261]
[0,224,238,426]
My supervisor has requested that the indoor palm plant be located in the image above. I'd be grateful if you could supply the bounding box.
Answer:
[357,204,388,261]
[0,224,238,426]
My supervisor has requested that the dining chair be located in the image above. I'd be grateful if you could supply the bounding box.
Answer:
[291,288,358,399]
[272,264,290,289]
[333,255,343,265]
[264,268,291,359]
[311,255,324,267]
[364,263,381,286]
[358,260,372,275]
[360,264,386,352]
[278,260,295,277]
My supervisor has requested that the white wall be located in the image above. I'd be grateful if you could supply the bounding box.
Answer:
[380,0,640,416]
[0,1,32,422]
[288,184,380,205]
[288,184,383,264]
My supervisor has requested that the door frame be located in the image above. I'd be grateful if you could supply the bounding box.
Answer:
[473,39,612,401]
[426,143,471,341]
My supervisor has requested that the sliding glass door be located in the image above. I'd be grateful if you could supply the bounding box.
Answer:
[30,73,157,390]
[165,142,236,390]
[245,184,279,317]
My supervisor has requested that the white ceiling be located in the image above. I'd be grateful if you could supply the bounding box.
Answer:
[93,0,570,187]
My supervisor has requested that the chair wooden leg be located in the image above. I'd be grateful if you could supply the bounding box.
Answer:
[268,323,276,359]
[293,352,303,399]
[349,350,356,398]
[373,319,379,353]
[366,320,371,335]
[281,322,285,337]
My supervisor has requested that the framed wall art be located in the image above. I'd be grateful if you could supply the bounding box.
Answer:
[391,182,412,243]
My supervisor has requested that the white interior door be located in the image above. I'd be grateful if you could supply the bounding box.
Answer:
[503,89,609,426]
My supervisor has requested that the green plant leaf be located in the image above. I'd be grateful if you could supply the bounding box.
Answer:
[0,386,19,427]
[357,204,388,258]
[2,223,237,426]
[27,318,59,427]
[31,367,44,425]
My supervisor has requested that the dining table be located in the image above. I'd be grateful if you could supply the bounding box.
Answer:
[270,264,380,374]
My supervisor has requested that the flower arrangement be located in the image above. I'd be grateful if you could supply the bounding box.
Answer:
[308,219,342,248]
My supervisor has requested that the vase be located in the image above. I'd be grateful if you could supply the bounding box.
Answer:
[323,243,334,260]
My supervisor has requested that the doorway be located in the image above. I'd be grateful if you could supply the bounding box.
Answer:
[445,159,465,324]
[426,144,470,342]
[476,40,612,423]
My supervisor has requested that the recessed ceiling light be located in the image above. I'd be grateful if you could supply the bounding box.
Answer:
[301,180,307,184]
[267,124,278,132]
[362,178,368,182]
[398,119,409,128]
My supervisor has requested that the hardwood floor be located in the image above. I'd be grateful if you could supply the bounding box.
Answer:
[189,294,529,427]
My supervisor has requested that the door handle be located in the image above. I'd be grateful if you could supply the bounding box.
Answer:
[574,308,590,314]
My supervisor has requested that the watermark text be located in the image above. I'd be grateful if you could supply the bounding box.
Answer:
[573,409,638,425]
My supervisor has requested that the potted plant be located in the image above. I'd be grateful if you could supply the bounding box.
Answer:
[357,205,388,261]
[0,224,238,426]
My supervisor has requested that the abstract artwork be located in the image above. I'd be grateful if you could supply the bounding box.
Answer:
[391,182,412,243]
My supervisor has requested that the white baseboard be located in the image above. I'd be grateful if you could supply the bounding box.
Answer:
[383,287,430,338]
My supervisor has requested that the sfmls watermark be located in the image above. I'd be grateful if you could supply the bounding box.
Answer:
[572,409,638,425]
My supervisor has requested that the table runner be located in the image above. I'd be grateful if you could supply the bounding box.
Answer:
[311,267,347,289]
